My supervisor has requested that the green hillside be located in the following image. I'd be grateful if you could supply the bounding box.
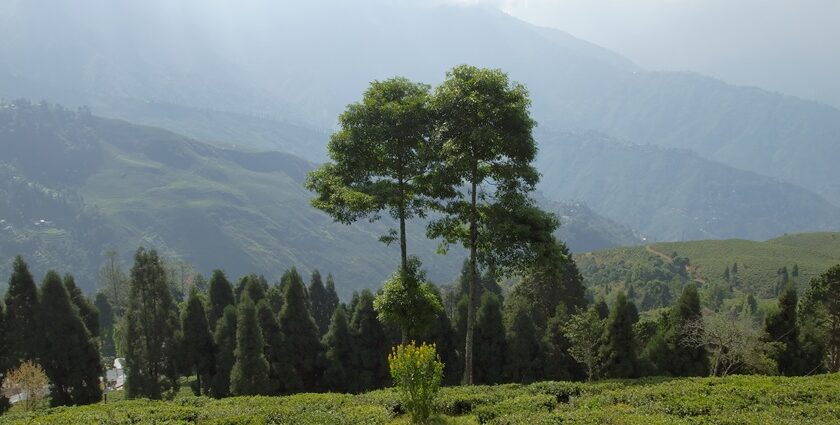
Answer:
[2,374,838,424]
[576,232,840,311]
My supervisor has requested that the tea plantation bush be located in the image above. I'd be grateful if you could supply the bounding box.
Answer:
[1,374,838,424]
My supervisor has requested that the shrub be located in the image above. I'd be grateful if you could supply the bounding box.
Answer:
[2,361,50,411]
[388,342,444,424]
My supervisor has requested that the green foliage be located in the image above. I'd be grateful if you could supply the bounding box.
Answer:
[62,275,99,338]
[235,275,267,305]
[350,290,391,392]
[563,307,605,381]
[4,255,39,364]
[800,264,840,372]
[503,298,542,384]
[37,271,102,406]
[646,284,708,377]
[210,306,237,398]
[180,289,215,396]
[94,293,116,357]
[374,259,443,342]
[765,282,803,375]
[474,292,506,385]
[207,270,235,333]
[388,342,444,424]
[600,292,639,379]
[277,268,323,392]
[123,248,180,399]
[308,270,336,337]
[321,306,353,393]
[230,297,270,396]
[255,300,285,395]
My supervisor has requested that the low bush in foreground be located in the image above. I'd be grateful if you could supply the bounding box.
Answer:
[1,374,838,424]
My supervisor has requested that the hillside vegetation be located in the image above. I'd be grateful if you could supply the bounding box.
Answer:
[578,232,840,310]
[1,374,838,424]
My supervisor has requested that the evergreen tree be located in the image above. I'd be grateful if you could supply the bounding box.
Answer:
[256,299,285,394]
[473,292,506,385]
[180,289,215,396]
[765,282,802,375]
[350,290,389,392]
[230,296,270,395]
[308,270,333,337]
[542,305,583,381]
[792,264,800,278]
[207,269,234,332]
[266,285,284,315]
[325,275,340,312]
[732,262,739,275]
[63,274,99,337]
[650,284,708,377]
[321,306,353,392]
[278,268,323,392]
[210,305,237,398]
[38,271,103,406]
[4,255,40,363]
[594,298,610,320]
[511,241,586,330]
[723,266,731,283]
[123,248,180,399]
[504,297,542,383]
[236,274,267,304]
[417,286,460,385]
[600,292,639,379]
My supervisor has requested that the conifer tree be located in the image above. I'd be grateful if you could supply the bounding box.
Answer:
[236,274,267,304]
[123,248,179,399]
[207,269,235,332]
[325,275,340,312]
[278,268,323,392]
[504,297,542,383]
[473,292,506,385]
[600,292,639,379]
[649,284,708,376]
[594,298,610,320]
[766,281,802,375]
[417,286,460,385]
[350,289,390,392]
[4,255,40,363]
[308,270,332,337]
[38,271,103,406]
[542,305,583,381]
[256,299,285,394]
[321,306,353,392]
[210,305,237,398]
[181,289,215,396]
[95,293,116,357]
[230,296,270,395]
[64,274,99,337]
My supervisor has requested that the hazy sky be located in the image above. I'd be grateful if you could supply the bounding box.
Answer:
[444,0,840,108]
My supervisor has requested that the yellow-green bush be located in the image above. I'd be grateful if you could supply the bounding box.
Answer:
[388,342,445,424]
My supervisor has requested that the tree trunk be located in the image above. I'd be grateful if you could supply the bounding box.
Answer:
[399,216,408,272]
[463,179,478,386]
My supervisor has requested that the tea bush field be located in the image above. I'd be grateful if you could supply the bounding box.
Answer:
[1,374,838,424]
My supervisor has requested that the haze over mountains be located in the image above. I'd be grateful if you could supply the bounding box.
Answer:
[1,0,839,293]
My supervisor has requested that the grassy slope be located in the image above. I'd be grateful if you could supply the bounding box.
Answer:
[576,232,840,304]
[2,374,838,424]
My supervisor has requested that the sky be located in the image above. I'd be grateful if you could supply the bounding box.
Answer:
[444,0,840,109]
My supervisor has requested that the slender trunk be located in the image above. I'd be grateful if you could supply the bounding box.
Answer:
[399,216,408,272]
[463,179,478,386]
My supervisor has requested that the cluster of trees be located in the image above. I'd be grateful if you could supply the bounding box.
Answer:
[0,256,102,413]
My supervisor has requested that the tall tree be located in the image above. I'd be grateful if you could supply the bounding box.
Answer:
[307,78,442,343]
[180,289,215,396]
[647,284,708,376]
[230,296,270,396]
[256,299,285,394]
[64,274,99,337]
[542,305,584,381]
[0,302,8,414]
[426,65,547,384]
[38,271,103,406]
[210,305,237,398]
[765,281,802,375]
[4,255,40,364]
[800,264,840,372]
[123,248,180,399]
[473,292,506,385]
[350,290,390,392]
[207,269,235,332]
[563,306,606,381]
[278,268,323,392]
[235,274,267,304]
[95,293,116,357]
[308,270,332,337]
[600,292,639,379]
[321,306,353,393]
[416,286,460,385]
[504,297,542,383]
